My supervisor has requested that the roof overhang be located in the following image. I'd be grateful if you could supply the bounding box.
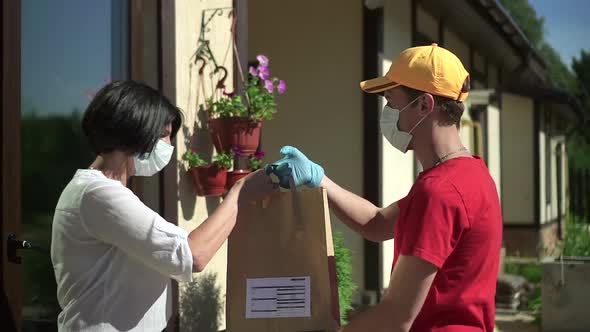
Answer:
[419,0,583,126]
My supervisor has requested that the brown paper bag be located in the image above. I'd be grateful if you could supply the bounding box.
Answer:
[226,187,340,332]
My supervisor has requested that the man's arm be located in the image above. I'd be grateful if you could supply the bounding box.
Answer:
[340,255,437,332]
[267,146,399,242]
[321,176,399,242]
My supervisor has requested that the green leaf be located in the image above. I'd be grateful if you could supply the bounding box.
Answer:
[212,152,233,169]
[184,150,207,168]
[333,232,357,324]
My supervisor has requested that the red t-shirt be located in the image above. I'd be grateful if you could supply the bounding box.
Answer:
[393,156,502,332]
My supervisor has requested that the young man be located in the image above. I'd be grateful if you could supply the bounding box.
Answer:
[268,44,502,331]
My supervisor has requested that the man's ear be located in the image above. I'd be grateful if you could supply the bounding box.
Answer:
[418,93,435,116]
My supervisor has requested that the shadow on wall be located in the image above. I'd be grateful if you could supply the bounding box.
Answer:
[179,109,221,220]
[180,272,223,332]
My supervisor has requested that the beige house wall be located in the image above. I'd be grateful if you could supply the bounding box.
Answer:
[174,0,235,329]
[459,104,474,154]
[440,29,475,152]
[249,0,365,295]
[380,0,413,290]
[540,130,567,225]
[417,5,438,42]
[501,93,535,224]
[140,0,162,213]
[558,138,567,220]
[444,28,471,72]
[487,104,502,199]
[473,51,486,75]
[488,63,499,89]
[550,137,558,221]
[539,118,548,224]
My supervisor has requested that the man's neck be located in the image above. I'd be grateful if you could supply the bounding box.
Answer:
[414,126,470,170]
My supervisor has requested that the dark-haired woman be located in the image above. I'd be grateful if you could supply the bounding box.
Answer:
[50,81,275,331]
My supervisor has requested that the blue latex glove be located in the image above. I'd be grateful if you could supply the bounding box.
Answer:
[265,146,325,189]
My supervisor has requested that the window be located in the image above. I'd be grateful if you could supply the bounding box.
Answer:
[21,0,129,324]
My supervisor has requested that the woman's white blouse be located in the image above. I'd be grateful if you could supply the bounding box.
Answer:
[51,169,193,331]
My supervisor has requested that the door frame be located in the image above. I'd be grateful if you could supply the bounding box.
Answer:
[1,0,22,329]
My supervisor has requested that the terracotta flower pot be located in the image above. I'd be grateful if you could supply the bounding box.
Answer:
[226,169,252,190]
[188,165,227,196]
[209,117,262,156]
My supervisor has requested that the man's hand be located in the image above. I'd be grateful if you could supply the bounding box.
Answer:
[233,169,279,206]
[265,146,324,188]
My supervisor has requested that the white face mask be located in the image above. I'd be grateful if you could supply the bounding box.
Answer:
[379,96,429,153]
[133,139,174,176]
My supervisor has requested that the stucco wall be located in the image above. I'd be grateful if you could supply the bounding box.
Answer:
[380,0,413,290]
[417,5,438,42]
[444,28,470,72]
[487,104,502,199]
[174,1,234,329]
[501,93,535,224]
[249,0,365,295]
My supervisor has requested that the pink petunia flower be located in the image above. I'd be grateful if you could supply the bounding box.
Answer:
[232,146,243,156]
[264,80,274,93]
[277,80,286,94]
[256,54,269,67]
[249,66,257,76]
[258,66,270,80]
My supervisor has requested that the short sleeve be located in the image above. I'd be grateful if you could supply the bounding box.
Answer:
[398,178,469,268]
[80,181,193,282]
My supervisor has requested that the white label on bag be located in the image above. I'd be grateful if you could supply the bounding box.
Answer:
[245,276,311,319]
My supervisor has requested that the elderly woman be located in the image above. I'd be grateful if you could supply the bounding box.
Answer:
[51,80,273,331]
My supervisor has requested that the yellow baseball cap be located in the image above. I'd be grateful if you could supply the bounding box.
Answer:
[360,43,470,102]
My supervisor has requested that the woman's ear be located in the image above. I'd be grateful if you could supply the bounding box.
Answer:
[418,93,435,116]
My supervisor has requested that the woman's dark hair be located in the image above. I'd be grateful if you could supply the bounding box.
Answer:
[82,80,183,155]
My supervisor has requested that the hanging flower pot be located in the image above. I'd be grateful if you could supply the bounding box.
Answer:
[209,117,262,157]
[226,169,252,190]
[188,165,227,196]
[205,54,286,157]
[183,149,233,197]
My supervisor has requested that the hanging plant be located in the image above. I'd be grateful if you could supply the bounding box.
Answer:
[184,149,233,197]
[207,54,286,156]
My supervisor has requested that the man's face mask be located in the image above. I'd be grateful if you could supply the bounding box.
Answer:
[133,139,174,176]
[379,95,430,153]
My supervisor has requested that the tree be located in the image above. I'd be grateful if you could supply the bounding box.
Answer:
[500,0,589,170]
[538,42,577,91]
[572,49,590,126]
[499,0,576,91]
[498,0,545,49]
[572,50,590,98]
[569,50,590,169]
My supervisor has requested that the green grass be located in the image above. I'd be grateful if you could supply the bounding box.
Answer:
[504,261,542,284]
[561,214,590,257]
[502,214,590,327]
[503,259,542,324]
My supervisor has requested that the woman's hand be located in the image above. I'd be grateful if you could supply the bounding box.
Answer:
[232,169,279,206]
